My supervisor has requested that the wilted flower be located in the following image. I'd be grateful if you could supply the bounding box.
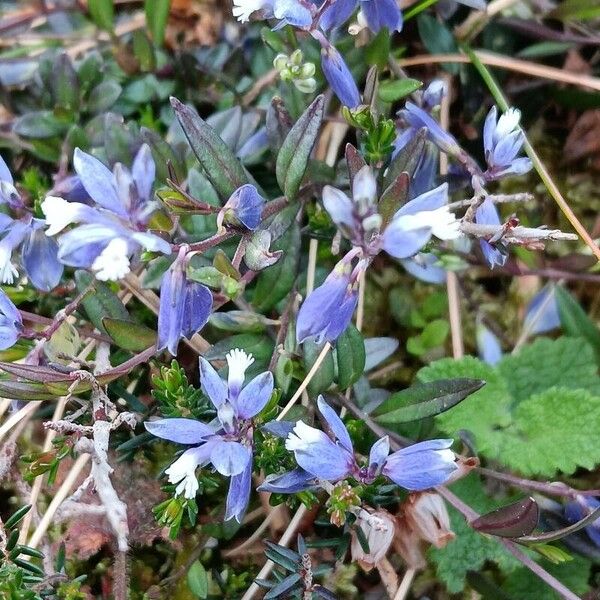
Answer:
[564,495,600,548]
[216,184,265,232]
[474,197,507,268]
[0,288,23,350]
[42,145,171,281]
[351,509,396,570]
[157,247,213,355]
[483,106,532,181]
[402,492,455,548]
[320,43,361,109]
[261,396,458,492]
[145,349,274,522]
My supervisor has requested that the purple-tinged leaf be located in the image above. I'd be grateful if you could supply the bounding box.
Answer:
[471,497,539,538]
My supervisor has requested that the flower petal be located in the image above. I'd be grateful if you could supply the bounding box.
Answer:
[368,436,390,472]
[257,467,315,493]
[225,457,253,522]
[382,439,457,491]
[317,396,353,453]
[199,357,228,408]
[144,418,215,444]
[235,371,274,420]
[210,440,251,476]
[73,148,127,217]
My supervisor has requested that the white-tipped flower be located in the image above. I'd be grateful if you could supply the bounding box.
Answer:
[0,246,18,284]
[226,348,254,399]
[165,451,201,499]
[91,238,131,281]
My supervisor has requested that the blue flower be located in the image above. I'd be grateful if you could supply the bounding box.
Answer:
[232,0,313,27]
[0,155,63,291]
[157,248,213,356]
[296,252,363,344]
[524,284,560,335]
[145,349,274,522]
[300,167,460,344]
[260,397,457,492]
[42,145,171,281]
[564,495,600,548]
[320,0,402,33]
[474,197,507,268]
[217,184,265,232]
[482,106,532,181]
[320,43,361,108]
[0,288,23,350]
[400,102,461,158]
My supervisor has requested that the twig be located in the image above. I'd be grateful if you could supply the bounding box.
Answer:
[393,568,416,600]
[398,50,600,92]
[277,343,332,421]
[459,222,578,243]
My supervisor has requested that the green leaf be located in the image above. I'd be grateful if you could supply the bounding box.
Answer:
[499,387,600,477]
[171,97,249,200]
[14,111,68,139]
[365,29,391,69]
[252,224,300,311]
[335,325,366,389]
[554,285,600,360]
[52,54,79,112]
[145,0,170,46]
[87,80,122,114]
[102,318,157,352]
[497,337,600,404]
[75,270,130,334]
[187,560,208,599]
[88,0,114,31]
[418,356,512,455]
[373,378,485,424]
[378,78,423,103]
[551,0,600,21]
[417,14,459,74]
[264,573,302,599]
[429,475,520,593]
[276,95,324,200]
[304,340,335,396]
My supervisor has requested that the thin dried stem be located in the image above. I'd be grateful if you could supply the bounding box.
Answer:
[277,342,332,421]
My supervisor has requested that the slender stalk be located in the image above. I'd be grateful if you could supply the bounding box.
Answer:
[277,343,332,421]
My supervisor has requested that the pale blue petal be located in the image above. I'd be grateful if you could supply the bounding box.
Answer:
[210,440,251,476]
[395,183,448,217]
[199,357,228,408]
[225,456,252,522]
[0,154,13,184]
[317,395,353,453]
[381,224,431,259]
[368,436,390,471]
[382,439,457,490]
[257,468,315,493]
[144,418,215,444]
[235,371,274,419]
[132,144,155,204]
[360,0,403,32]
[73,148,127,217]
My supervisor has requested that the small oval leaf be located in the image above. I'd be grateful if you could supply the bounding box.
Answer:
[373,378,485,424]
[471,497,539,538]
[276,95,324,201]
[102,318,157,352]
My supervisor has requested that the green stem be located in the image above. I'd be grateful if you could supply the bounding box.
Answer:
[404,0,439,21]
